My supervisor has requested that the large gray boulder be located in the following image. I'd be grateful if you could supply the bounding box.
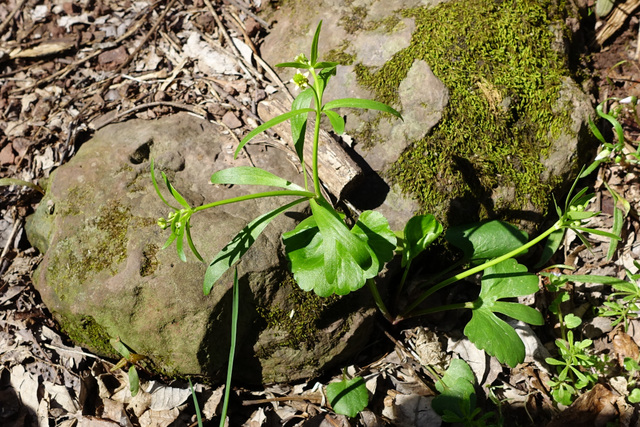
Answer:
[26,113,375,383]
[260,0,595,230]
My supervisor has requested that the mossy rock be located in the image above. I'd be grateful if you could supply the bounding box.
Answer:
[260,0,595,231]
[25,113,376,384]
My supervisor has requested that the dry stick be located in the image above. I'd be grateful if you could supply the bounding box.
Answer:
[0,216,22,261]
[0,0,27,37]
[98,0,179,96]
[226,0,269,28]
[10,48,105,95]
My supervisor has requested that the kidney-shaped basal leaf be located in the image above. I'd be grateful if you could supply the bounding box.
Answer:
[326,376,368,418]
[204,198,308,295]
[445,220,528,262]
[401,214,443,267]
[211,166,305,191]
[283,205,394,297]
[432,358,476,418]
[464,259,543,367]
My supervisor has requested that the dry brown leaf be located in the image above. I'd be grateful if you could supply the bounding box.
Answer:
[546,384,619,427]
[10,38,76,58]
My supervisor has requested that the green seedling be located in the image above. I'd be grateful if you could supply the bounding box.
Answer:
[432,359,496,426]
[110,338,146,397]
[151,21,622,418]
[326,374,369,418]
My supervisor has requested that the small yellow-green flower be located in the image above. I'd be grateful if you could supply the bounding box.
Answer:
[294,53,309,64]
[291,70,310,90]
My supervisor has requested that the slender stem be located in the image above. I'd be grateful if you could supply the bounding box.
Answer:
[309,68,323,198]
[400,219,563,319]
[193,190,315,212]
[399,301,474,322]
[393,260,411,304]
[220,269,240,427]
[367,278,394,323]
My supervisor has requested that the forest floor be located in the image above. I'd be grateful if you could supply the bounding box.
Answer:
[2,0,640,426]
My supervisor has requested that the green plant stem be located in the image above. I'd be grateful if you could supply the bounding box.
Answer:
[398,219,563,321]
[405,301,473,319]
[367,278,394,323]
[393,260,412,304]
[309,68,323,198]
[220,269,240,427]
[193,190,315,213]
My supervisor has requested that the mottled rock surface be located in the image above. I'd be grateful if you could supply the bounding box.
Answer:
[26,113,375,383]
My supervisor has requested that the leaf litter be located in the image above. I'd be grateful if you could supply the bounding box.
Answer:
[2,0,640,425]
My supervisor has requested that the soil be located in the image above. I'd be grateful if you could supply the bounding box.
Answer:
[2,0,640,426]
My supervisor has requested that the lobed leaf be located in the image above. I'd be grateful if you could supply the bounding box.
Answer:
[203,198,307,295]
[283,206,394,297]
[211,166,305,191]
[464,259,542,367]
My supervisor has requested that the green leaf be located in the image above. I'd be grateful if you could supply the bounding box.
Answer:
[432,358,476,418]
[323,98,402,119]
[558,274,630,287]
[128,366,139,397]
[314,61,339,69]
[534,228,565,268]
[211,166,305,191]
[110,338,131,359]
[275,61,310,69]
[564,313,582,329]
[235,108,315,158]
[0,177,44,195]
[401,214,443,267]
[464,259,542,367]
[150,159,178,210]
[203,198,307,295]
[309,199,371,283]
[326,377,368,418]
[283,205,393,297]
[445,220,529,262]
[324,109,345,134]
[317,66,337,94]
[310,21,322,65]
[629,389,640,403]
[161,171,190,209]
[291,88,315,161]
[350,211,397,276]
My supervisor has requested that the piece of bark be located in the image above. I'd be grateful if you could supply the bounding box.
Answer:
[258,93,363,200]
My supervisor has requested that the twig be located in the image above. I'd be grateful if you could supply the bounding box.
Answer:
[226,0,269,28]
[242,394,323,406]
[0,214,22,261]
[0,0,27,37]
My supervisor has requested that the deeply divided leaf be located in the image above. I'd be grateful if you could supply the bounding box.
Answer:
[464,259,543,367]
[283,205,395,297]
[445,220,528,262]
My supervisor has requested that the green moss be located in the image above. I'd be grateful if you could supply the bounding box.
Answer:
[46,200,131,296]
[58,314,115,357]
[257,276,340,349]
[354,0,573,222]
[339,6,370,34]
[325,40,356,65]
